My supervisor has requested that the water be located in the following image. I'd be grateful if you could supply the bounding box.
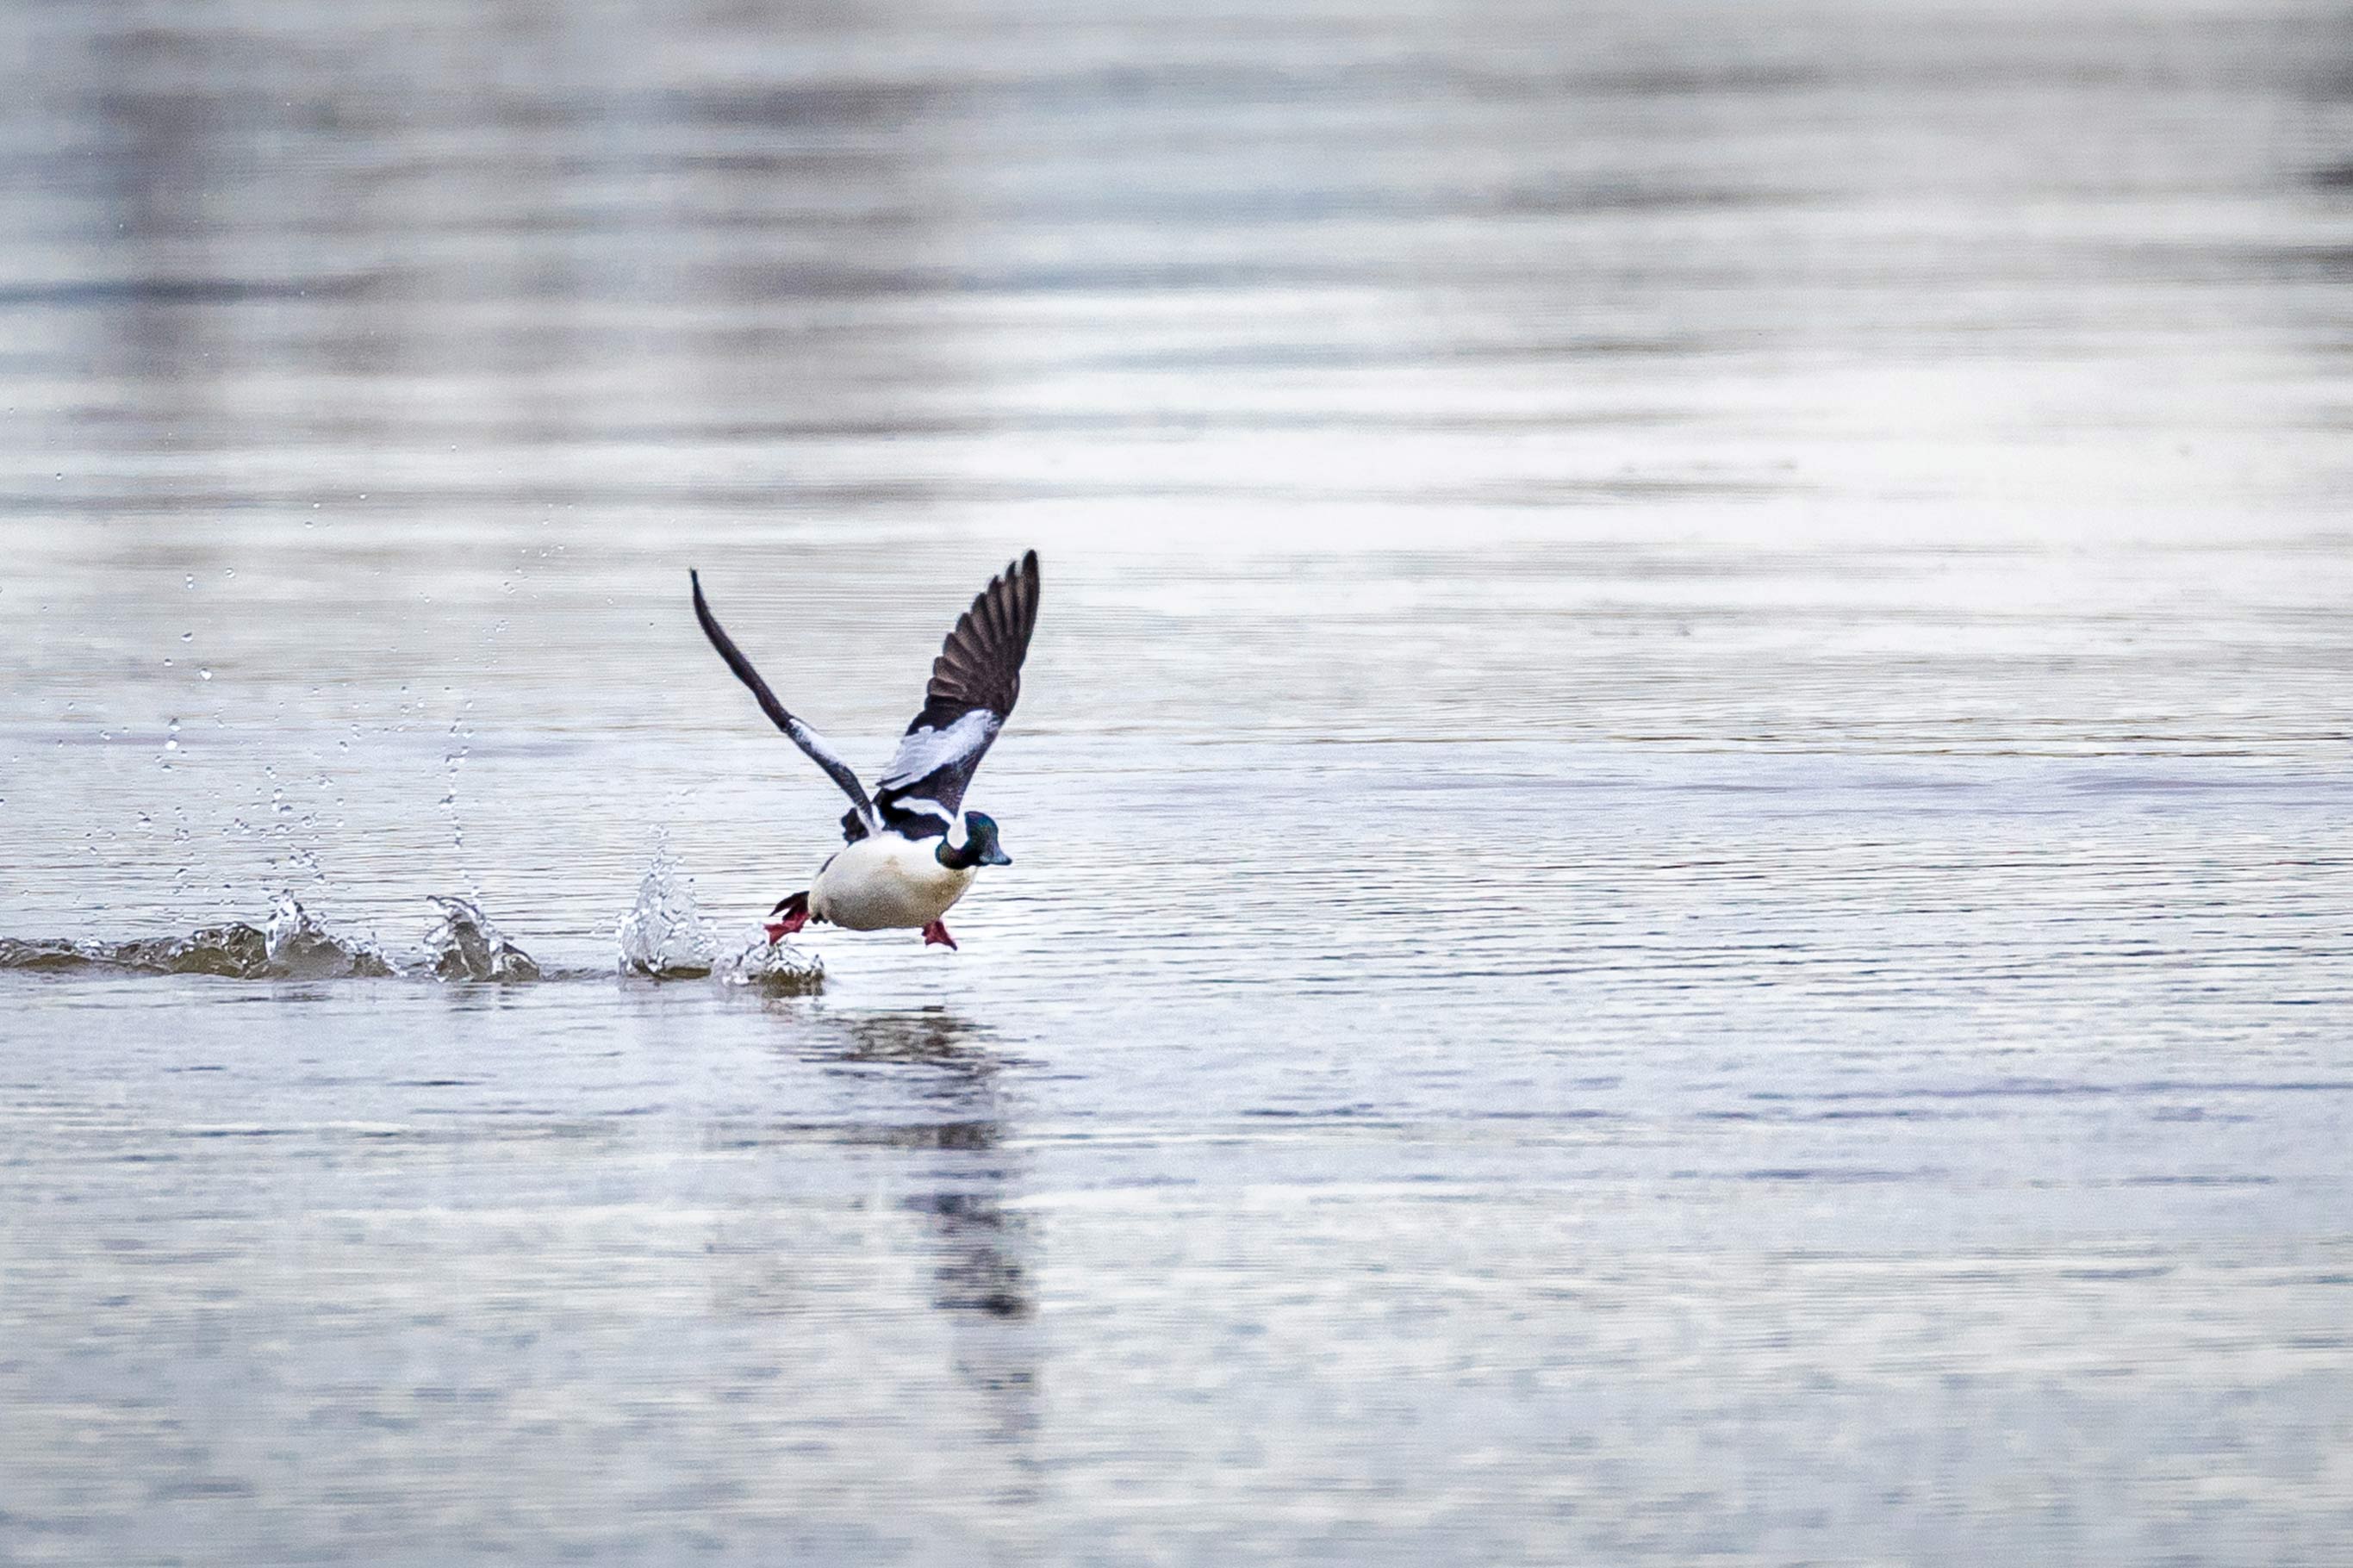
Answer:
[3,0,2351,1561]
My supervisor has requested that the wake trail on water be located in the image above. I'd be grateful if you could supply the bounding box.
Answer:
[0,848,823,993]
[0,894,528,981]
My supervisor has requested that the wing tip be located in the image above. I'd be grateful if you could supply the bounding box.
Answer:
[1004,548,1040,624]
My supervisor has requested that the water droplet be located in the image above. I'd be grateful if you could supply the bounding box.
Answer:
[199,668,213,681]
[181,631,193,642]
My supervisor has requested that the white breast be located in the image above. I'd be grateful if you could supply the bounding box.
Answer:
[810,834,976,930]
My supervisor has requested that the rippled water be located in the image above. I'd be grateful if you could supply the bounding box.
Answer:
[3,1,2351,1562]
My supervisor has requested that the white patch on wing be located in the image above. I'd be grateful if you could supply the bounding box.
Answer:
[786,718,853,773]
[785,715,878,831]
[893,797,954,823]
[878,708,997,788]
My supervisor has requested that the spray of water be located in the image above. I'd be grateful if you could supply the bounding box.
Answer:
[617,836,719,980]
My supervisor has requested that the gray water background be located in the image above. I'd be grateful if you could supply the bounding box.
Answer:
[3,0,2351,1561]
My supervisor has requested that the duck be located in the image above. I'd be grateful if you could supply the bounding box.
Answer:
[689,551,1041,951]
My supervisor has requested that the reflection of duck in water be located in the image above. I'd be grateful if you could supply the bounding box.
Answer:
[828,1011,1035,1323]
[705,1006,1042,1456]
[830,1007,1042,1449]
[690,554,1041,952]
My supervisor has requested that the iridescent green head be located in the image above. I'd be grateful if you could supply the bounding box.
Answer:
[937,812,1012,870]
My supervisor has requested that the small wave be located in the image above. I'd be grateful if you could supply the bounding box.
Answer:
[424,896,541,982]
[265,895,400,978]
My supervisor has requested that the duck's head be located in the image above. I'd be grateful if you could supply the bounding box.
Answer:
[937,812,1012,871]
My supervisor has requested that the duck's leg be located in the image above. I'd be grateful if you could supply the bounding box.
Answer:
[921,920,957,950]
[764,892,812,944]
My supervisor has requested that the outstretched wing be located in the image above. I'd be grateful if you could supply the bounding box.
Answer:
[691,570,880,837]
[872,551,1041,840]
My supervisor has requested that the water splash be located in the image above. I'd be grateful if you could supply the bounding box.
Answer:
[719,935,825,994]
[617,840,719,980]
[617,841,822,992]
[424,895,540,982]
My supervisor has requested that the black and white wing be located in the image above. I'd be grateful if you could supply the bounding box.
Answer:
[872,551,1041,841]
[691,570,881,837]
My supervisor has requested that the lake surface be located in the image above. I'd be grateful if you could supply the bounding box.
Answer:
[3,0,2351,1562]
